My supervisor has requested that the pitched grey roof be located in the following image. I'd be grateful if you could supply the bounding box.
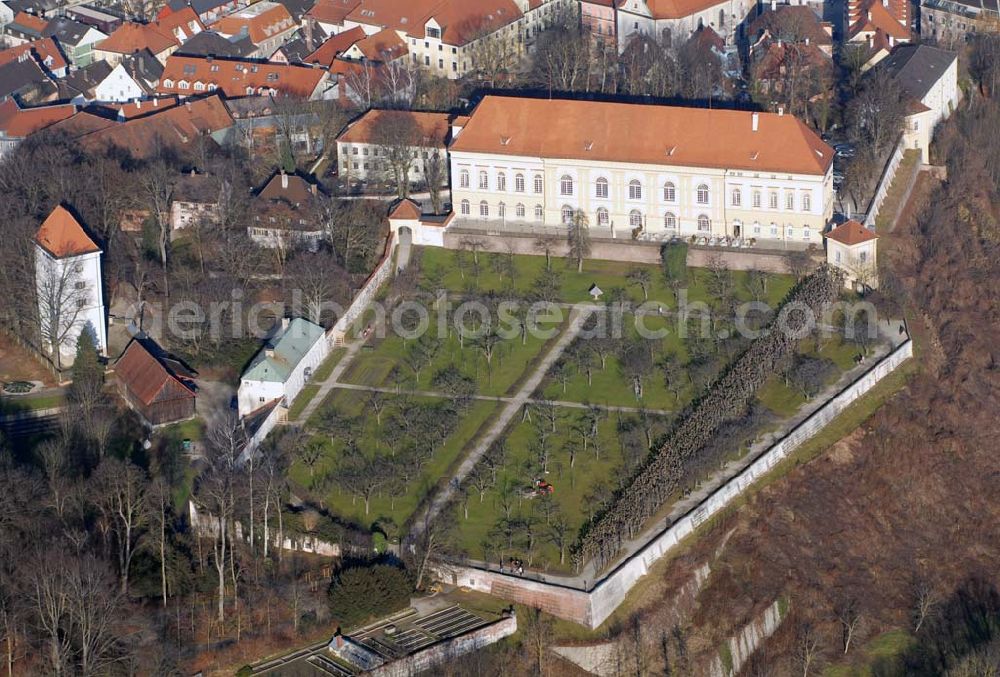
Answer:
[120,49,164,88]
[42,16,97,47]
[0,57,50,99]
[880,44,957,101]
[175,30,256,58]
[166,0,235,15]
[58,59,113,98]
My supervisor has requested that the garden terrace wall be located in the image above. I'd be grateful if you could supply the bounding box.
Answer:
[434,337,913,628]
[329,232,396,346]
[367,613,517,677]
[577,269,843,565]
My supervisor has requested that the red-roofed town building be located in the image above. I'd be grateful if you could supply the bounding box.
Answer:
[449,95,834,242]
[0,99,75,159]
[335,108,451,184]
[847,0,910,69]
[115,336,197,425]
[210,1,298,58]
[825,220,878,289]
[0,38,68,77]
[34,206,108,368]
[158,55,329,99]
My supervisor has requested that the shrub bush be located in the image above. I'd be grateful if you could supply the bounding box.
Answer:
[328,562,413,628]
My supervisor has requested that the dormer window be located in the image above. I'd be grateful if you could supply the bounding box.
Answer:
[427,26,440,39]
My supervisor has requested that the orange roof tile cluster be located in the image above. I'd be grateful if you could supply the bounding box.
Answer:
[12,11,48,34]
[303,26,366,67]
[307,0,363,25]
[115,338,196,407]
[74,95,234,159]
[348,27,407,61]
[337,108,450,147]
[388,198,422,220]
[97,21,178,55]
[344,0,524,46]
[616,0,727,20]
[100,96,181,119]
[158,55,327,98]
[155,6,207,42]
[0,38,68,73]
[0,98,75,139]
[450,96,834,176]
[825,219,878,245]
[35,205,101,258]
[211,2,296,45]
[849,0,909,40]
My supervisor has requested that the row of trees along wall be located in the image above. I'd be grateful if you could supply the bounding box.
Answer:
[574,267,843,570]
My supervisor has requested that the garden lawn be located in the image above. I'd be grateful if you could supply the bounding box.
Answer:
[453,413,635,575]
[538,314,692,410]
[294,391,501,529]
[340,307,563,397]
[419,247,796,309]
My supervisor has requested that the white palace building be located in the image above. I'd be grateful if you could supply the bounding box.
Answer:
[448,96,835,245]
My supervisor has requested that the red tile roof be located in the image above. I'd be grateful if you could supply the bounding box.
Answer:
[825,219,878,245]
[389,198,421,220]
[350,27,407,61]
[12,12,48,34]
[98,22,178,55]
[76,95,233,159]
[344,0,523,46]
[115,338,196,407]
[211,2,296,45]
[337,108,450,147]
[308,0,362,25]
[0,38,68,73]
[158,55,327,98]
[156,6,207,41]
[100,96,180,119]
[0,98,75,138]
[35,205,101,258]
[451,96,834,176]
[303,26,365,67]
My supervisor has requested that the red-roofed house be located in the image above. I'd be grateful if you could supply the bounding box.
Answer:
[335,108,450,184]
[34,206,108,367]
[158,55,329,99]
[94,22,180,66]
[210,1,298,58]
[307,0,363,35]
[847,0,910,70]
[386,197,452,246]
[0,38,68,77]
[342,0,556,79]
[0,99,75,159]
[825,220,878,289]
[115,336,197,425]
[302,25,366,67]
[4,12,49,46]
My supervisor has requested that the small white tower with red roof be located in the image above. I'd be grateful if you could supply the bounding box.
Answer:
[34,205,107,369]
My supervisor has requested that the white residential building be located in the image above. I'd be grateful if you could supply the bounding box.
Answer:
[880,44,959,163]
[448,96,834,243]
[615,0,755,49]
[824,219,878,290]
[93,63,147,102]
[34,206,107,369]
[342,0,569,79]
[335,108,451,184]
[237,317,329,416]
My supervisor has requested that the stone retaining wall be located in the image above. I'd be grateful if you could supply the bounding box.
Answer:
[435,338,913,628]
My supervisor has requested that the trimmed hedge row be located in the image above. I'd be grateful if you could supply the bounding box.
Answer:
[575,266,843,568]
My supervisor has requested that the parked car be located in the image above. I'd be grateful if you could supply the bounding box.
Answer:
[834,143,856,159]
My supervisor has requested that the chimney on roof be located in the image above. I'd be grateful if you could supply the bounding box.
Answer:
[190,168,197,176]
[310,182,317,196]
[154,97,159,107]
[265,348,275,359]
[777,105,784,116]
[281,317,290,331]
[281,171,288,189]
[805,36,810,45]
[751,112,759,132]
